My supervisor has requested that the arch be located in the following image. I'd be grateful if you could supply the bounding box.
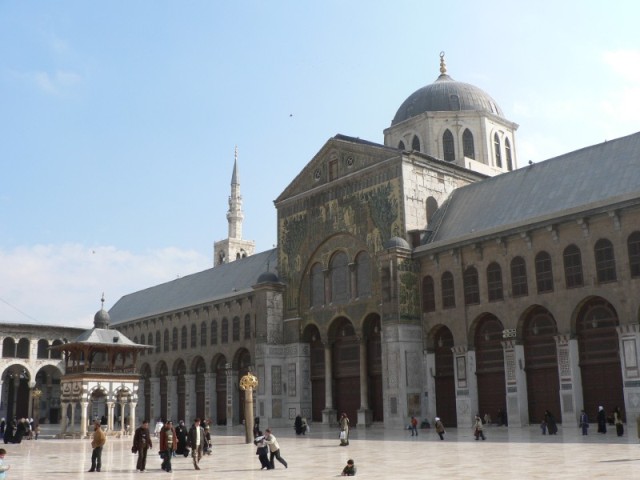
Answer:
[310,262,324,308]
[355,251,372,298]
[181,326,188,350]
[594,238,617,283]
[575,297,624,417]
[13,338,29,359]
[422,275,435,312]
[302,323,325,422]
[330,251,349,304]
[505,138,513,171]
[486,262,503,302]
[443,129,455,161]
[628,231,640,278]
[191,324,197,348]
[172,327,179,351]
[412,134,421,152]
[521,306,560,423]
[463,266,480,305]
[473,314,506,423]
[34,364,63,423]
[510,256,528,297]
[221,318,229,343]
[535,251,554,293]
[163,329,170,352]
[200,321,207,347]
[50,339,63,360]
[398,140,405,150]
[244,314,251,340]
[213,355,228,425]
[234,348,252,425]
[140,363,152,422]
[441,271,455,308]
[494,133,502,167]
[37,339,50,359]
[329,317,360,425]
[426,196,438,224]
[156,361,169,422]
[173,358,187,422]
[462,128,475,159]
[211,319,218,345]
[563,244,584,288]
[363,313,383,422]
[232,316,240,342]
[431,325,457,426]
[147,333,153,347]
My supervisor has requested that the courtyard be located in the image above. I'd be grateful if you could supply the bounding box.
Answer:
[3,422,640,479]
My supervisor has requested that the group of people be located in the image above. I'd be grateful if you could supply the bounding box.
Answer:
[409,416,446,440]
[131,418,212,473]
[1,418,38,444]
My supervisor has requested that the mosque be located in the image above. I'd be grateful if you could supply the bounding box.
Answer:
[3,54,639,430]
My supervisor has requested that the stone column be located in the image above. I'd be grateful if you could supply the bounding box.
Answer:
[129,401,137,434]
[69,402,76,433]
[106,401,115,431]
[167,375,177,421]
[501,332,528,427]
[452,345,475,428]
[60,402,68,435]
[225,365,234,427]
[150,377,160,422]
[28,380,36,419]
[322,342,336,425]
[80,401,89,437]
[184,374,195,422]
[119,401,126,434]
[554,334,582,424]
[204,373,215,423]
[357,337,371,426]
[618,324,640,427]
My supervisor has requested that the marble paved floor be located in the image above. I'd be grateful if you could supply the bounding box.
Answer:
[3,423,640,479]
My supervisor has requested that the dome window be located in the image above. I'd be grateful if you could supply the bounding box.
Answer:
[494,133,502,168]
[398,140,405,150]
[463,129,475,159]
[411,135,421,152]
[443,129,455,161]
[505,138,513,171]
[449,94,461,111]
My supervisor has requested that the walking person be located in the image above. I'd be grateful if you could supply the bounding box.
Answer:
[132,419,152,472]
[253,430,272,470]
[410,416,418,436]
[473,415,486,441]
[0,448,10,479]
[339,412,350,446]
[160,420,177,472]
[597,406,607,434]
[264,428,288,469]
[175,420,188,457]
[88,421,106,472]
[544,410,558,435]
[434,417,445,440]
[187,418,206,470]
[613,407,624,436]
[579,410,589,436]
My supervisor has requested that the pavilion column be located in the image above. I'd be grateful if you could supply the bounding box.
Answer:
[119,400,126,434]
[106,401,115,431]
[129,401,137,435]
[357,337,371,426]
[322,342,337,425]
[60,402,68,434]
[69,402,76,433]
[80,401,89,437]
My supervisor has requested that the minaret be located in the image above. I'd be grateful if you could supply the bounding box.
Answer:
[227,146,244,239]
[213,147,256,266]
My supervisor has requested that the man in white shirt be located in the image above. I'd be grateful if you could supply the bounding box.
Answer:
[187,418,206,470]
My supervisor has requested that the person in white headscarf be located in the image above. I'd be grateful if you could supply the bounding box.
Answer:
[434,417,445,440]
[597,406,607,434]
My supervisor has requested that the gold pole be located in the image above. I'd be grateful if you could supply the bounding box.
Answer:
[239,371,259,444]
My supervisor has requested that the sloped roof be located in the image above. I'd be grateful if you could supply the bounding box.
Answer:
[422,131,640,249]
[109,248,278,325]
[73,328,142,346]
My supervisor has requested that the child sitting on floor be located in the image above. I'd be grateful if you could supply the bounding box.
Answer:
[341,459,356,476]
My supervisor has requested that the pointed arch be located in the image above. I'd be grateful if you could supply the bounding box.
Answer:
[443,129,455,161]
[494,133,502,167]
[411,134,421,152]
[462,128,475,159]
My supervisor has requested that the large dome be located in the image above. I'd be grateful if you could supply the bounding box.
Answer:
[391,54,504,126]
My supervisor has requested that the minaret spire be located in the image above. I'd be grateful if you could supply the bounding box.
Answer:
[227,145,244,239]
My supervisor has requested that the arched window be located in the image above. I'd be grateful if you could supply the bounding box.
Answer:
[181,326,188,349]
[422,276,436,312]
[535,251,554,293]
[426,196,438,224]
[172,327,179,351]
[412,135,421,152]
[441,272,455,308]
[310,263,324,307]
[595,239,617,283]
[233,317,240,342]
[156,332,161,353]
[147,333,152,347]
[221,318,229,343]
[16,338,29,358]
[163,329,170,352]
[355,251,372,298]
[191,324,197,348]
[133,336,138,344]
[244,314,251,340]
[494,133,502,168]
[211,319,218,345]
[463,266,480,305]
[505,138,513,171]
[330,251,349,304]
[200,322,207,347]
[37,339,49,359]
[462,128,475,159]
[486,262,503,301]
[563,244,584,288]
[627,232,640,278]
[510,256,528,297]
[443,129,455,161]
[2,338,15,358]
[398,140,405,150]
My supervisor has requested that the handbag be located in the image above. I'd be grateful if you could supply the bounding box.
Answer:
[339,431,346,440]
[131,445,138,454]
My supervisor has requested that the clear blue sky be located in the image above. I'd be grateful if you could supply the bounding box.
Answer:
[1,0,639,326]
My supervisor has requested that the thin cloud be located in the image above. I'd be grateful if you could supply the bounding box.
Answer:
[33,70,82,95]
[0,244,209,327]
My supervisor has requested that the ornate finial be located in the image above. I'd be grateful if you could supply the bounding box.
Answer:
[439,51,447,75]
[239,370,259,391]
[100,292,105,309]
[234,145,238,162]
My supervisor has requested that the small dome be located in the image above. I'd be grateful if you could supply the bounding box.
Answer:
[384,237,411,250]
[256,271,279,284]
[391,53,503,126]
[94,308,110,329]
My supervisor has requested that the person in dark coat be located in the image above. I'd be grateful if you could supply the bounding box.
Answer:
[159,420,177,472]
[175,420,188,456]
[294,415,304,435]
[613,407,624,436]
[132,419,152,472]
[544,410,558,435]
[187,418,206,470]
[253,430,272,470]
[597,406,607,433]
